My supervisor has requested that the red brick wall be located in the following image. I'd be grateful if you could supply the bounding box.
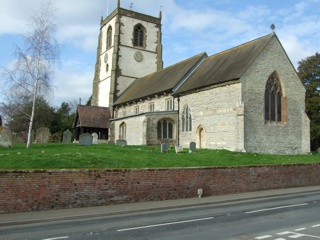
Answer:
[1,164,320,213]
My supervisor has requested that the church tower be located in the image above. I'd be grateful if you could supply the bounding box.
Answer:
[91,0,163,111]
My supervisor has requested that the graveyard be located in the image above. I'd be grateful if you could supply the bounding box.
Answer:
[1,142,320,170]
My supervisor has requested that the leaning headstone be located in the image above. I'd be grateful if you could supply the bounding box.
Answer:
[92,132,98,144]
[79,133,93,146]
[116,139,127,146]
[161,143,169,153]
[35,127,50,143]
[0,127,12,148]
[189,141,196,153]
[62,129,72,143]
[175,145,183,153]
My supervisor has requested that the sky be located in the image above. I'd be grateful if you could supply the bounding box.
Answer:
[0,0,319,108]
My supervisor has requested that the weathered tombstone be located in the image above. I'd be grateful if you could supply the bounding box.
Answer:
[0,127,12,148]
[62,129,72,143]
[79,133,93,146]
[35,127,50,143]
[92,132,98,144]
[175,145,183,153]
[189,141,196,153]
[161,143,169,153]
[116,139,127,146]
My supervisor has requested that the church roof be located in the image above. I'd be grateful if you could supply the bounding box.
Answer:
[74,105,110,128]
[113,52,207,105]
[113,33,275,105]
[174,33,274,95]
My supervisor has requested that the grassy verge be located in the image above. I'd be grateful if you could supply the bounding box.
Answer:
[0,143,319,170]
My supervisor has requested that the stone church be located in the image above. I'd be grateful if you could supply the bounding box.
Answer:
[87,0,310,155]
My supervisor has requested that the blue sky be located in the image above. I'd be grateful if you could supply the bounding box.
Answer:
[0,0,319,107]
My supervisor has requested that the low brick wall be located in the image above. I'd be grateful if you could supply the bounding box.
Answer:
[1,164,320,213]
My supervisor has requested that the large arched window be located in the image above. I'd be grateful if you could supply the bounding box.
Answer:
[157,118,174,139]
[133,24,144,47]
[265,73,282,122]
[119,122,126,140]
[182,104,192,132]
[107,26,112,48]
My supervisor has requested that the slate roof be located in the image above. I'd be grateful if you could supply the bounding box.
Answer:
[174,33,274,95]
[113,33,275,105]
[75,105,110,128]
[114,52,207,105]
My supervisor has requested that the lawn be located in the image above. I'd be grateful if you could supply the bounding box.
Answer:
[0,143,319,170]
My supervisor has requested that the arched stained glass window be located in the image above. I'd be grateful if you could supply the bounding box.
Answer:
[157,118,174,139]
[265,73,282,122]
[134,24,144,47]
[119,122,126,140]
[107,26,112,48]
[182,104,192,132]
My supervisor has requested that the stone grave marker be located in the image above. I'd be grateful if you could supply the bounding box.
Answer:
[189,141,196,153]
[62,129,72,143]
[35,127,50,143]
[79,133,93,146]
[161,143,169,153]
[0,127,12,148]
[175,145,183,153]
[116,139,127,146]
[92,132,98,144]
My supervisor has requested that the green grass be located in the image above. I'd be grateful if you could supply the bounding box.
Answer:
[0,143,319,170]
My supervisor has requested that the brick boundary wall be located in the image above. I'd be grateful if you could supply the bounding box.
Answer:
[1,164,320,213]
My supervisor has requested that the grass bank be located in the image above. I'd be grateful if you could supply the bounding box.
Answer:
[0,143,319,170]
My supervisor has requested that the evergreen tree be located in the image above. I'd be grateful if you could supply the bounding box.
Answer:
[298,52,320,150]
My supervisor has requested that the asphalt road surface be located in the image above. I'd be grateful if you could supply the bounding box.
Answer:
[1,191,319,239]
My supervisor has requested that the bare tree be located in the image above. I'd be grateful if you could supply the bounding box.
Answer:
[1,1,60,148]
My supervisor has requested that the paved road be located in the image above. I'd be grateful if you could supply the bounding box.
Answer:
[1,189,319,239]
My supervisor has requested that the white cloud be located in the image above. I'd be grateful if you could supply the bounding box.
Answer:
[51,67,93,106]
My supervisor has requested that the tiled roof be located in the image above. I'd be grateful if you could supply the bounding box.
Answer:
[113,34,275,104]
[174,34,274,94]
[75,105,110,128]
[114,52,207,105]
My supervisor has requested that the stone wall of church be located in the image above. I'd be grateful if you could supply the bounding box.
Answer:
[116,15,160,97]
[179,83,245,151]
[96,17,117,107]
[113,95,179,145]
[114,115,147,145]
[241,36,310,154]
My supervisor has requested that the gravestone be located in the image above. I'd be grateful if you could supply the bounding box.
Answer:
[92,132,98,144]
[62,129,72,143]
[35,127,50,143]
[161,143,169,153]
[79,133,93,146]
[0,127,12,148]
[175,145,183,153]
[189,141,196,153]
[116,139,127,146]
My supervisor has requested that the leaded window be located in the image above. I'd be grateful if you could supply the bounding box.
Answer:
[149,102,155,112]
[182,104,192,132]
[265,73,282,122]
[165,98,173,111]
[157,118,174,139]
[134,24,144,47]
[107,26,112,48]
[119,122,126,140]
